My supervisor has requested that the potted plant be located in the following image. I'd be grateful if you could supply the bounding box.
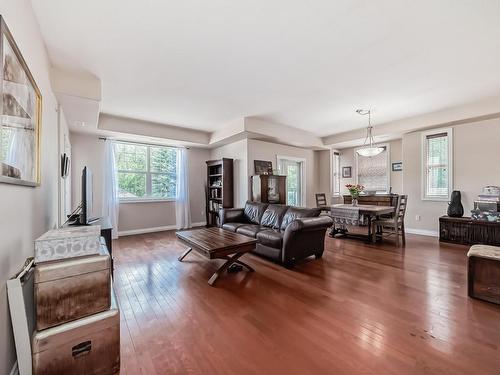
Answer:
[346,184,364,206]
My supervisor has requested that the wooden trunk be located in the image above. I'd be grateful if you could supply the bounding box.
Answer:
[34,243,111,331]
[32,287,120,375]
[468,256,500,305]
[439,216,500,246]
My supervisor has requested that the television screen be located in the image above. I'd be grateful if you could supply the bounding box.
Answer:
[81,167,93,224]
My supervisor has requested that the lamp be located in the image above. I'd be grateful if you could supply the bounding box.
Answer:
[356,109,384,157]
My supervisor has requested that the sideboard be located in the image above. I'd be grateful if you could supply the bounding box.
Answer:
[439,216,500,246]
[343,194,398,207]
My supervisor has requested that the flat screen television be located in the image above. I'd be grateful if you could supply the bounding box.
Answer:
[80,166,96,224]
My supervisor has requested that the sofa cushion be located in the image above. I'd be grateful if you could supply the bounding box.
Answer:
[308,207,321,217]
[308,208,322,217]
[236,224,263,238]
[260,205,289,229]
[256,229,283,248]
[280,207,318,231]
[222,222,245,232]
[244,201,269,224]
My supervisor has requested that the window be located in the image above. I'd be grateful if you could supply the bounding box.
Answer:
[422,128,452,200]
[277,156,306,206]
[114,141,178,201]
[355,144,390,193]
[332,152,340,196]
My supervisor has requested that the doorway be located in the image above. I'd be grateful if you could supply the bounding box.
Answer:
[277,156,306,207]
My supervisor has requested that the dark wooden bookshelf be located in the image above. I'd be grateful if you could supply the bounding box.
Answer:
[206,158,234,226]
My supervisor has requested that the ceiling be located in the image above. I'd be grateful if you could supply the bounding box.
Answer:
[31,0,500,136]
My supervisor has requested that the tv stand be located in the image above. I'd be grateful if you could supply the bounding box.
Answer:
[65,216,114,276]
[87,217,100,225]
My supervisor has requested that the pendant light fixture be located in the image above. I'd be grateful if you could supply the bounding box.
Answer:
[356,109,384,157]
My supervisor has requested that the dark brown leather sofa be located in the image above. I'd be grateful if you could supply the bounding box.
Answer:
[220,201,333,267]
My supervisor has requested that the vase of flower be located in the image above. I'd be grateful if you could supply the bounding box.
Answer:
[346,184,364,206]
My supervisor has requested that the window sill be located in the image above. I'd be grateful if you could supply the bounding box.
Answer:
[421,196,449,202]
[119,198,176,204]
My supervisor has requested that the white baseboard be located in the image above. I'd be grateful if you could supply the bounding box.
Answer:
[118,225,177,236]
[10,361,18,375]
[191,221,207,228]
[405,228,439,237]
[118,221,206,237]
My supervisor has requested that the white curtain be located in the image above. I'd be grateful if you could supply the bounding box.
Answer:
[176,148,191,229]
[102,140,119,239]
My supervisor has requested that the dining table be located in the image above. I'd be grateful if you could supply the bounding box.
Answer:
[329,204,396,242]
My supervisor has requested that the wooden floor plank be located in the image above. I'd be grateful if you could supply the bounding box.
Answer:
[113,231,500,374]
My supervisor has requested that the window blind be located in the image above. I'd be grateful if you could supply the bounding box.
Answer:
[357,146,388,192]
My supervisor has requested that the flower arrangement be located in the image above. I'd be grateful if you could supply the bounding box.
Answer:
[345,184,364,199]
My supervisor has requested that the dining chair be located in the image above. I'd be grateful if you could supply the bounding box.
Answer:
[316,193,330,211]
[315,193,330,214]
[372,194,407,246]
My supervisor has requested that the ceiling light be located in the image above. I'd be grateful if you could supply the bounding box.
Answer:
[356,109,384,157]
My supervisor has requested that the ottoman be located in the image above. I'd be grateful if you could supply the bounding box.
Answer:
[467,245,500,304]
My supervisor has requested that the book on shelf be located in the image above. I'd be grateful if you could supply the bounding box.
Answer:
[208,200,222,212]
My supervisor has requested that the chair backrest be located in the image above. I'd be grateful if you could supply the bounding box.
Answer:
[315,193,327,208]
[396,195,408,224]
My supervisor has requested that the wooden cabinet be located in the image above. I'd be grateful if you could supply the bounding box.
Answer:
[206,158,234,226]
[343,194,398,206]
[251,175,287,204]
[439,216,500,246]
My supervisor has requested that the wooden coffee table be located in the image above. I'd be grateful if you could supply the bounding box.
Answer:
[176,227,257,286]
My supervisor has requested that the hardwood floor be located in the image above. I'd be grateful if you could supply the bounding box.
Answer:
[113,231,500,375]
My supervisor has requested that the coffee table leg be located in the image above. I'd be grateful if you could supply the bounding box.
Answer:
[208,252,251,286]
[178,247,192,262]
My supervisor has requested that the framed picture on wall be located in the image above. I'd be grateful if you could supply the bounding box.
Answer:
[254,160,273,175]
[0,16,42,187]
[342,166,352,178]
[392,162,402,171]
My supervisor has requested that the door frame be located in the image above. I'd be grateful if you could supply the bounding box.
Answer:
[276,155,307,207]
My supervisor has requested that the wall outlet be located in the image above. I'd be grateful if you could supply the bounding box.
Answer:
[415,215,421,221]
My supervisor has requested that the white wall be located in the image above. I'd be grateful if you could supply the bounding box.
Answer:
[58,107,72,225]
[210,139,248,207]
[337,139,403,195]
[0,1,61,373]
[403,117,500,233]
[209,138,330,208]
[247,139,323,207]
[70,133,209,233]
[317,150,331,204]
[70,133,105,219]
